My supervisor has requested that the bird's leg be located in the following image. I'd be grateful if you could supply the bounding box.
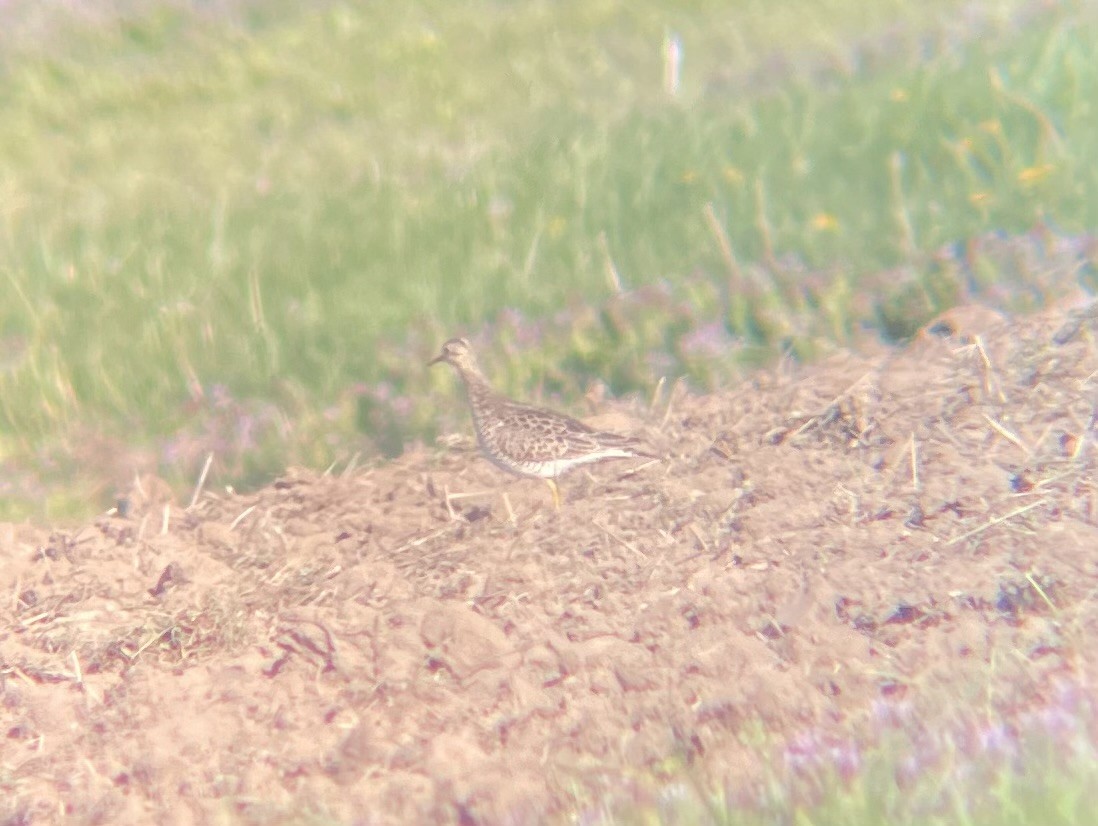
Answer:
[544,479,561,511]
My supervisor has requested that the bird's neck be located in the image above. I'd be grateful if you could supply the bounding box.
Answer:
[456,367,495,413]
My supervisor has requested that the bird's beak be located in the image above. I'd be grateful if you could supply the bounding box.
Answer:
[428,353,445,367]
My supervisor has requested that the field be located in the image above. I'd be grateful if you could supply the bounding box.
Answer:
[2,0,1098,823]
[4,303,1098,823]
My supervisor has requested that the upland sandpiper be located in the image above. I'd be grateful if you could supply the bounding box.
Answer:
[429,337,653,509]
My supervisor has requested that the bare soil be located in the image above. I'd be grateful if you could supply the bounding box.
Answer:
[3,302,1098,824]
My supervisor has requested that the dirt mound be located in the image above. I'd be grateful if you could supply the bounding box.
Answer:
[3,302,1098,824]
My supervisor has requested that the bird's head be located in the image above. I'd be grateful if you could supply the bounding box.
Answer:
[428,337,481,374]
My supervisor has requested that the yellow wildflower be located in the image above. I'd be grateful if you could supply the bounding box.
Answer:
[1018,164,1054,185]
[722,166,744,185]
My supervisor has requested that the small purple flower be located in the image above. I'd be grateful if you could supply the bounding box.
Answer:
[975,721,1019,759]
[680,322,737,360]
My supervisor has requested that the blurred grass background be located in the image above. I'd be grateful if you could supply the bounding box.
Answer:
[1,0,1096,520]
[599,709,1098,825]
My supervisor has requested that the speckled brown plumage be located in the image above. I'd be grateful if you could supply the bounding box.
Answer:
[429,337,652,508]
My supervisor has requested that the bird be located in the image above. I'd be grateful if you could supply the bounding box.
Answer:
[429,337,653,510]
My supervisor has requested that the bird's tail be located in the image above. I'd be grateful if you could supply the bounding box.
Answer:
[597,431,659,459]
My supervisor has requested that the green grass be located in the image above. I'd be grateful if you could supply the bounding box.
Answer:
[1,0,1096,519]
[597,715,1098,825]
